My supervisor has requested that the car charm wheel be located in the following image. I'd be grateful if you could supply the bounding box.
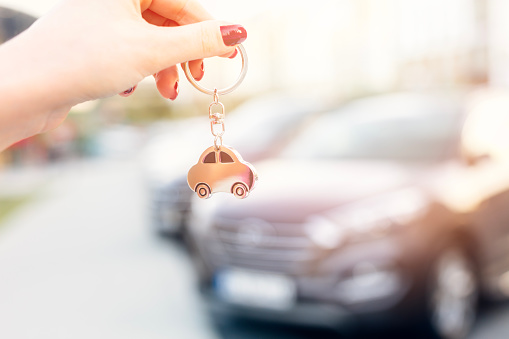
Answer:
[196,183,211,199]
[232,183,249,199]
[427,248,477,339]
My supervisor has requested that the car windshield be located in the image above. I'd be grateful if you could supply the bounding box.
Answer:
[281,94,462,163]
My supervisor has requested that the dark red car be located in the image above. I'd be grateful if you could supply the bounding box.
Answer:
[188,91,509,339]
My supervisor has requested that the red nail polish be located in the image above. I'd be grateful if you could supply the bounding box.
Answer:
[170,81,179,100]
[220,25,247,46]
[119,85,137,97]
[228,49,238,59]
[195,63,204,81]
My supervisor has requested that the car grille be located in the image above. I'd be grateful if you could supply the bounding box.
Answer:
[204,217,317,275]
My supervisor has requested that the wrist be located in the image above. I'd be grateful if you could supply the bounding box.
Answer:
[0,29,75,149]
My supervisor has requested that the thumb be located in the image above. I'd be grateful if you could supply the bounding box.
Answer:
[147,20,247,70]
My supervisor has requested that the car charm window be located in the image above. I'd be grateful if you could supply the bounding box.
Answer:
[220,152,234,163]
[203,152,216,163]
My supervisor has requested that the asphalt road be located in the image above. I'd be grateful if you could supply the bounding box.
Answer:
[0,158,508,339]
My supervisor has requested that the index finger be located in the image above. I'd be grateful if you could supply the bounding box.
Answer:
[143,0,214,25]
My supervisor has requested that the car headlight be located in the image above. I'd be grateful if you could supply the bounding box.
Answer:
[305,188,429,248]
[304,215,346,249]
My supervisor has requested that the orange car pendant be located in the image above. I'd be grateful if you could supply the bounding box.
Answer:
[187,145,258,199]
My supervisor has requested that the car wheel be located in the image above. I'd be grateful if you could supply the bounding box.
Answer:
[195,183,211,199]
[232,183,249,199]
[426,247,478,339]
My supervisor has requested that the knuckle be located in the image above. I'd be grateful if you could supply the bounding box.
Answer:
[199,24,211,55]
[174,0,191,23]
[199,22,220,57]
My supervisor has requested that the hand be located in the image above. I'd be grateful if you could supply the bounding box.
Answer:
[0,0,247,149]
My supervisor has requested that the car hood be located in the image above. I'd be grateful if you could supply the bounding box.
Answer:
[213,159,419,223]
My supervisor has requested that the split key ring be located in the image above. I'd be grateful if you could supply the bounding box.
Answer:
[183,44,248,96]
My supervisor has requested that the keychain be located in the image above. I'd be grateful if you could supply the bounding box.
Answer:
[183,44,258,199]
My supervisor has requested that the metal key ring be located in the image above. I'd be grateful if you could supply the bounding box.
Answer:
[183,44,248,96]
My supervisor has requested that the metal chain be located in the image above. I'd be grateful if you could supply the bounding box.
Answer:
[209,89,225,150]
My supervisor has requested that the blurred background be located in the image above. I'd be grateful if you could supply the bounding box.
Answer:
[4,1,509,339]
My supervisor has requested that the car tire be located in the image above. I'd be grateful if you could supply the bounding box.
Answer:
[426,246,478,339]
[196,183,211,199]
[232,183,249,199]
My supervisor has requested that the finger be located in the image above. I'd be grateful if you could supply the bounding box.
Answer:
[154,66,179,100]
[146,21,246,70]
[144,9,204,80]
[144,9,235,60]
[142,9,178,27]
[148,0,214,25]
[220,48,238,59]
[180,59,204,81]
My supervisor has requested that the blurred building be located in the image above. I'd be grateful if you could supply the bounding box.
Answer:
[0,0,508,99]
[2,0,509,165]
[215,0,493,101]
[181,0,509,105]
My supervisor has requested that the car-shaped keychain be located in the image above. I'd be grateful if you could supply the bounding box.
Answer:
[184,45,256,200]
[187,145,258,199]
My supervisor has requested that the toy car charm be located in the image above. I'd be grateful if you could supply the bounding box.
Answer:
[187,145,258,199]
[183,45,256,199]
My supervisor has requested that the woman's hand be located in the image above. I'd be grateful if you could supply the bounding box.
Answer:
[0,0,246,149]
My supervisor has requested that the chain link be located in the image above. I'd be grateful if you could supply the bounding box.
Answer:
[209,89,225,150]
[212,88,219,104]
[214,135,223,149]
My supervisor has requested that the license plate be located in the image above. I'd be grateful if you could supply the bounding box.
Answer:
[215,269,296,310]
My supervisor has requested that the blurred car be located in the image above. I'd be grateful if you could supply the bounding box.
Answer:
[142,94,321,237]
[187,91,509,339]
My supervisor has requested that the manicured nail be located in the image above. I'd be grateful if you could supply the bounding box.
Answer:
[195,62,204,81]
[220,25,247,46]
[228,49,238,59]
[119,85,137,97]
[170,81,179,100]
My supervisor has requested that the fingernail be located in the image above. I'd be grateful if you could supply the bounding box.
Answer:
[220,25,247,46]
[170,81,179,100]
[119,85,137,97]
[228,49,238,59]
[195,62,204,81]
